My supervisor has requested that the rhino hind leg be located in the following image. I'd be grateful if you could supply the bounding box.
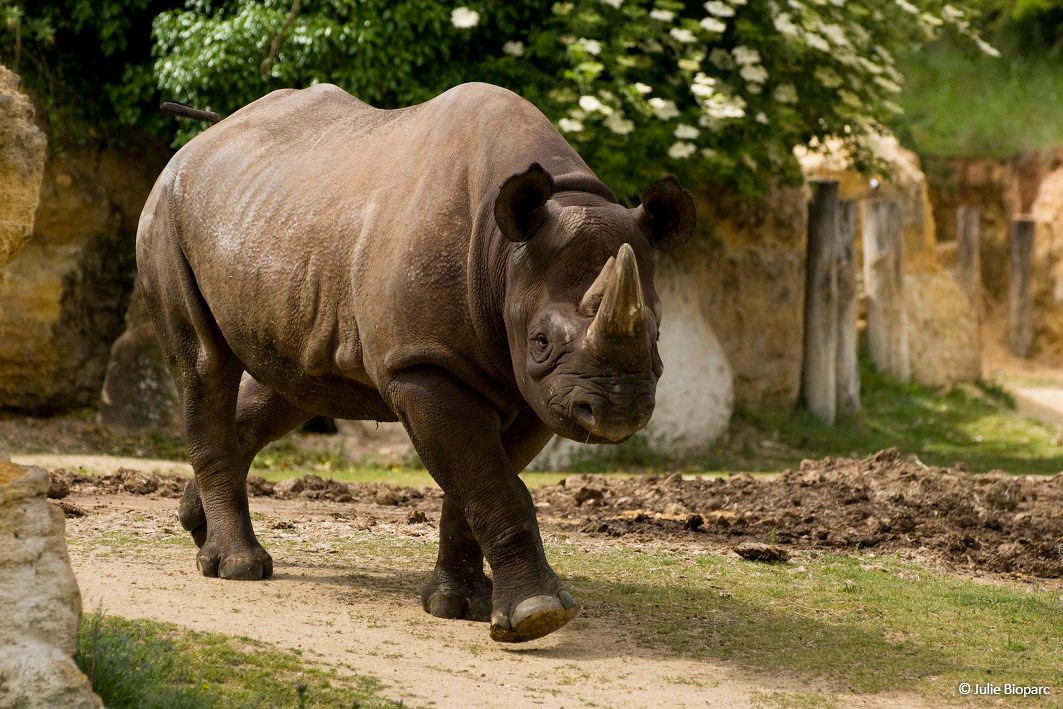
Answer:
[422,495,493,622]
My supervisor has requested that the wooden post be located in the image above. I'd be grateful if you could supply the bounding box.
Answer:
[956,205,982,305]
[835,200,860,416]
[861,199,909,381]
[802,181,838,424]
[1008,217,1036,358]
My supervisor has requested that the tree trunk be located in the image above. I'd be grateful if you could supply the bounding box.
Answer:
[835,200,860,416]
[862,199,909,382]
[1008,217,1036,358]
[956,205,982,306]
[802,181,838,424]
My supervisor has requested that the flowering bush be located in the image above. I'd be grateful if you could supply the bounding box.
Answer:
[152,0,993,198]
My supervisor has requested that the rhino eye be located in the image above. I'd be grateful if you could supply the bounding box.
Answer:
[532,334,549,350]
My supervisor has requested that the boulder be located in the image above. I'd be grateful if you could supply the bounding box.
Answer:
[0,141,169,412]
[98,284,182,435]
[0,460,103,708]
[0,65,46,277]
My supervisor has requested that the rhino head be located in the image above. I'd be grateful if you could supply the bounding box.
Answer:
[495,163,696,444]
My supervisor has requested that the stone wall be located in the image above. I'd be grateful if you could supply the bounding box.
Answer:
[0,461,103,708]
[0,142,168,412]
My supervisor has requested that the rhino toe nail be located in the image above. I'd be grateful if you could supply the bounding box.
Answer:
[427,594,464,619]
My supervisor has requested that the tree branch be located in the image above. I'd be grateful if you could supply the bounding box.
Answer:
[260,0,301,78]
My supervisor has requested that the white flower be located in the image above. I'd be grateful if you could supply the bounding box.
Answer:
[704,1,735,17]
[578,95,612,114]
[701,147,718,158]
[702,93,746,119]
[874,76,902,93]
[600,0,623,7]
[773,12,799,36]
[648,97,680,120]
[804,32,830,52]
[691,82,715,98]
[502,41,524,56]
[819,23,849,47]
[670,28,696,43]
[668,141,697,159]
[579,38,602,55]
[450,7,480,29]
[700,17,727,33]
[732,45,761,66]
[558,118,584,133]
[895,0,918,13]
[649,9,675,21]
[975,37,1001,58]
[675,123,700,139]
[740,64,768,83]
[773,82,798,103]
[838,90,862,108]
[755,111,768,124]
[634,82,653,95]
[604,112,635,134]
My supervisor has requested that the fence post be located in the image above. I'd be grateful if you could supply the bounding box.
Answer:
[835,200,860,416]
[956,205,982,306]
[1008,217,1036,358]
[802,180,839,424]
[861,199,909,381]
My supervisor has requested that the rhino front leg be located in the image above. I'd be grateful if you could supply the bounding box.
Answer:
[421,409,553,623]
[390,371,578,642]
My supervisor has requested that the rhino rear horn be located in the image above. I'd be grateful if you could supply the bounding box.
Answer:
[634,175,696,252]
[586,243,647,350]
[495,163,554,243]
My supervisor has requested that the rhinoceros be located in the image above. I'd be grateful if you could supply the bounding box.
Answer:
[137,82,695,642]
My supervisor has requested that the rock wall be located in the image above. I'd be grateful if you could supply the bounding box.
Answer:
[0,142,168,412]
[928,150,1063,362]
[0,461,103,708]
[0,66,46,280]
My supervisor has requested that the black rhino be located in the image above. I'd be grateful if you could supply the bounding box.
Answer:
[137,82,695,642]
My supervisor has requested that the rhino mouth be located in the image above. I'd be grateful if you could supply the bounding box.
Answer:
[548,384,655,444]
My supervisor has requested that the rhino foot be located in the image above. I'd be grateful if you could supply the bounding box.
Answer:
[422,572,493,622]
[197,543,273,580]
[490,590,579,643]
[178,480,207,548]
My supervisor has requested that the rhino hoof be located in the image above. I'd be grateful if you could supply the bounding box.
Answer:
[197,551,273,580]
[423,589,492,622]
[489,591,579,643]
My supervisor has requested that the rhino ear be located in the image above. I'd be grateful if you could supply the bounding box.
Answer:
[635,175,696,252]
[495,163,554,243]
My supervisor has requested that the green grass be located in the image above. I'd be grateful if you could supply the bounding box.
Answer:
[76,613,395,708]
[550,545,1063,704]
[894,39,1063,158]
[700,359,1063,475]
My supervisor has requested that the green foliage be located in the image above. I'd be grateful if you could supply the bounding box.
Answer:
[0,0,181,145]
[150,0,993,199]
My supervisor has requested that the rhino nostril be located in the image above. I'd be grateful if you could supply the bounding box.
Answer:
[571,403,596,430]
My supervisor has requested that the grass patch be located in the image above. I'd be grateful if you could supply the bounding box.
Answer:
[894,39,1063,158]
[550,545,1063,703]
[709,359,1063,474]
[76,613,394,708]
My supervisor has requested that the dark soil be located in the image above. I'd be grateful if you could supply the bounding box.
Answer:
[50,448,1063,578]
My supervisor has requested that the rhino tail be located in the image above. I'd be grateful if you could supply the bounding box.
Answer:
[160,101,223,124]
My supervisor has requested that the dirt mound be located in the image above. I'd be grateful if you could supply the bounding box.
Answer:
[536,449,1063,578]
[53,449,1063,578]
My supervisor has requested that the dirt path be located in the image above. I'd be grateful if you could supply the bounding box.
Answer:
[64,490,923,708]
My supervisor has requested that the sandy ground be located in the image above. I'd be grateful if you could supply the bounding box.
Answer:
[62,490,926,709]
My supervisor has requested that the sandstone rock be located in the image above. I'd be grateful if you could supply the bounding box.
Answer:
[1029,166,1063,359]
[0,460,103,708]
[0,140,169,412]
[0,66,46,277]
[98,284,182,435]
[905,271,981,386]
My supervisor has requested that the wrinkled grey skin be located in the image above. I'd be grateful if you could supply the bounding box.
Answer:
[137,82,695,643]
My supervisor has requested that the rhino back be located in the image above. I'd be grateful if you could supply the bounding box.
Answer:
[151,83,591,411]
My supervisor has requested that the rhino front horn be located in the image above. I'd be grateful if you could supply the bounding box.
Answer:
[586,243,646,350]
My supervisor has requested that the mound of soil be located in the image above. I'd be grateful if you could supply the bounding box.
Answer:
[53,449,1063,578]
